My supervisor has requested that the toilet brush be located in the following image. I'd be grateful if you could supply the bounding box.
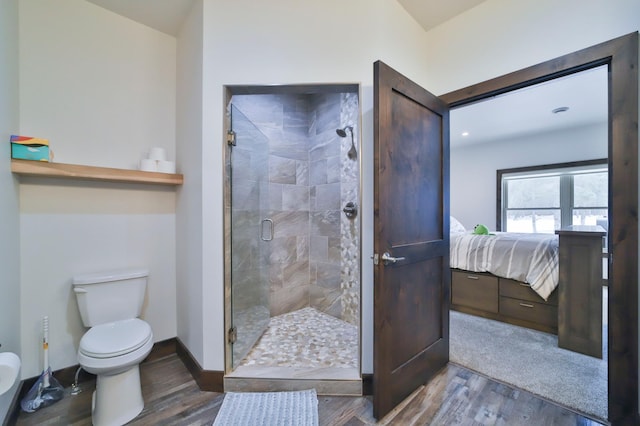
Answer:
[20,316,64,412]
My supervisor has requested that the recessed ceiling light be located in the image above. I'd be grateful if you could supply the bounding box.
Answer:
[462,131,469,136]
[552,106,569,114]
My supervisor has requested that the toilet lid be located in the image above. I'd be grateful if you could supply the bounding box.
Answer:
[80,318,152,359]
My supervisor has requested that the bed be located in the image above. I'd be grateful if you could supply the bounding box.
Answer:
[449,218,560,333]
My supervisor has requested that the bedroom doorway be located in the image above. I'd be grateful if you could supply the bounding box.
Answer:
[448,66,609,420]
[442,32,638,424]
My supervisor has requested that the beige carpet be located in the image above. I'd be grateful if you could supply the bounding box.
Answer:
[450,310,607,421]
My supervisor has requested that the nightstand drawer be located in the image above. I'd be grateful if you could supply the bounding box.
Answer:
[500,278,558,306]
[500,296,557,328]
[452,271,498,313]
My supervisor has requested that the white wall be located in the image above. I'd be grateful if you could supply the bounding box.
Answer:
[176,0,205,363]
[0,0,21,420]
[451,123,608,230]
[423,0,640,95]
[18,0,177,378]
[175,0,432,373]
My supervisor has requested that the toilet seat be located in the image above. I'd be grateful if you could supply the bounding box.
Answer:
[80,318,152,358]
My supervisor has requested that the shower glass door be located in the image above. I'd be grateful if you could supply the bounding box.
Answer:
[229,104,271,369]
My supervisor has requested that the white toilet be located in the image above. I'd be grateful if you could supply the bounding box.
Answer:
[73,269,153,426]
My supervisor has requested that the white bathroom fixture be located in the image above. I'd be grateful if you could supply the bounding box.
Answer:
[0,352,20,396]
[73,269,153,426]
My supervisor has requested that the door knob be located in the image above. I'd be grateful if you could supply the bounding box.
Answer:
[381,252,406,265]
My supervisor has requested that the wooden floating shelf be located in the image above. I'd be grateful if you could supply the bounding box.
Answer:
[11,159,183,186]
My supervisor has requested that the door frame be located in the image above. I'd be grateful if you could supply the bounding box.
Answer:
[441,32,638,424]
[222,83,364,375]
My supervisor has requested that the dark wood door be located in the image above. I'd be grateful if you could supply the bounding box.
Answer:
[373,60,450,419]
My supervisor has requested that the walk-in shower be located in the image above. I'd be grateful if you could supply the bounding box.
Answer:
[223,85,361,390]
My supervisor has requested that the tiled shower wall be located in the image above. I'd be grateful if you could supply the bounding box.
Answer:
[231,92,359,325]
[309,93,342,319]
[339,92,360,326]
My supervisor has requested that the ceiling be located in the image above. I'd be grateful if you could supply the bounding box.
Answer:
[397,0,488,31]
[84,1,607,147]
[450,65,608,148]
[85,0,195,36]
[86,0,487,37]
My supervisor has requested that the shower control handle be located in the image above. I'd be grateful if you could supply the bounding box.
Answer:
[343,202,357,219]
[381,252,406,265]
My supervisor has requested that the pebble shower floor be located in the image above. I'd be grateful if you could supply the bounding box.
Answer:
[239,307,358,369]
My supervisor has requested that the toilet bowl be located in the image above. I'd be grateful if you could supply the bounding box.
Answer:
[73,269,152,426]
[78,319,153,376]
[79,319,153,426]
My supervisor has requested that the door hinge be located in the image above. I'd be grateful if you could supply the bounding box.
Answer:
[227,130,236,146]
[228,326,237,344]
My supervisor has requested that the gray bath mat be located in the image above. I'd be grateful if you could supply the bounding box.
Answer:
[213,389,319,426]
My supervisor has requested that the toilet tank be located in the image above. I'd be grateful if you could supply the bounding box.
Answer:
[73,269,148,327]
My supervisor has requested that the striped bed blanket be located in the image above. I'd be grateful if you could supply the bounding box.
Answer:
[450,232,559,301]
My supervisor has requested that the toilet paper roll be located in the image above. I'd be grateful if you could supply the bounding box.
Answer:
[0,352,21,396]
[157,160,176,174]
[139,158,158,172]
[148,147,167,161]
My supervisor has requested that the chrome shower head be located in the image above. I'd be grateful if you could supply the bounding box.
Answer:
[336,126,357,160]
[336,126,353,137]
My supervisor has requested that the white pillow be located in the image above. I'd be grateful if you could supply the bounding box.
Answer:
[450,216,466,234]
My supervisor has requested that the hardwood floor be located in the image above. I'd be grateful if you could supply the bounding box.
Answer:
[15,353,602,425]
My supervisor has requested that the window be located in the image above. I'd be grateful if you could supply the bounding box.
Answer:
[498,160,608,234]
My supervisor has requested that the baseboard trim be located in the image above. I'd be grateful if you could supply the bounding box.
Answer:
[176,337,224,392]
[362,373,373,395]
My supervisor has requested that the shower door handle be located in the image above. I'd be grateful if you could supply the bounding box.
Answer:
[261,218,273,241]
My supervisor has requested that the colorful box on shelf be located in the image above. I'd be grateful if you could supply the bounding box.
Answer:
[10,135,50,162]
